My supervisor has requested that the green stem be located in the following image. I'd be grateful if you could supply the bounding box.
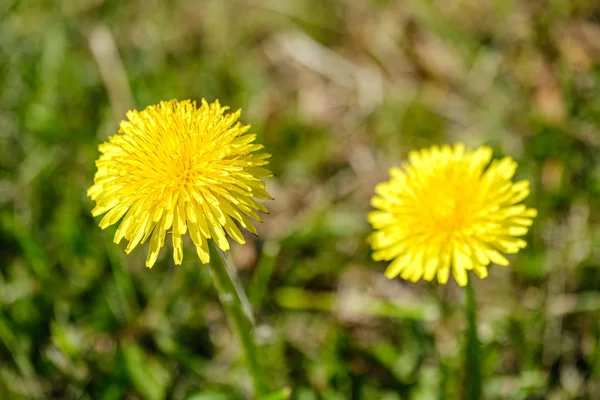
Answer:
[465,279,482,400]
[208,241,267,397]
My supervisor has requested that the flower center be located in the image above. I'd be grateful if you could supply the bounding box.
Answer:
[416,171,478,240]
[163,151,201,189]
[179,168,194,184]
[430,196,468,234]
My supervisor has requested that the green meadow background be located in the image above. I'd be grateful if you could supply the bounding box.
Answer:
[2,0,600,398]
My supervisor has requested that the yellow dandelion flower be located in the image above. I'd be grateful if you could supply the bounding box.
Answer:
[368,143,536,286]
[88,99,272,268]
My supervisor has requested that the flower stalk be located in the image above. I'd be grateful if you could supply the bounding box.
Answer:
[464,279,482,400]
[207,241,267,397]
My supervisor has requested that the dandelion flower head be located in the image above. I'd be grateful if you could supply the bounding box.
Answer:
[88,99,272,268]
[368,144,536,286]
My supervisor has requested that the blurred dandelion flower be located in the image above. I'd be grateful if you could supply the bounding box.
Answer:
[368,144,536,286]
[88,99,272,268]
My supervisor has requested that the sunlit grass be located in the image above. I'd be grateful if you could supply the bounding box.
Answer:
[1,0,600,398]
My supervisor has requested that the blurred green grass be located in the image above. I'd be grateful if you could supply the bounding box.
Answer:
[2,0,600,398]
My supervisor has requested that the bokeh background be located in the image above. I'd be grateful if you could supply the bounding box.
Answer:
[2,0,600,399]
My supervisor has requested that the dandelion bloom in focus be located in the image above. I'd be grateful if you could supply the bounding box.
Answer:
[88,99,272,268]
[368,144,536,286]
